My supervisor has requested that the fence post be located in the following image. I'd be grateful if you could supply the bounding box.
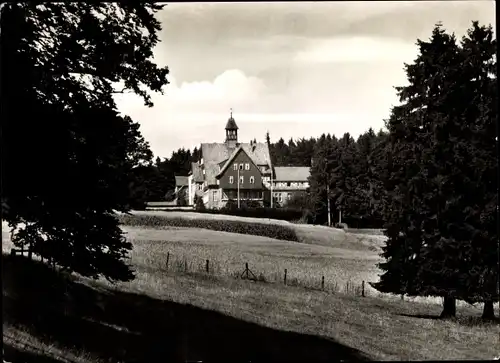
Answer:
[362,280,365,297]
[166,252,170,270]
[245,263,249,279]
[321,276,325,291]
[284,269,287,285]
[206,259,209,273]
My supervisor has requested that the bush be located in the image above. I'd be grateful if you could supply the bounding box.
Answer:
[286,192,312,210]
[194,195,206,212]
[118,214,299,242]
[176,189,187,207]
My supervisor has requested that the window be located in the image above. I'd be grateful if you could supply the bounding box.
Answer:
[279,194,283,202]
[239,163,244,170]
[240,176,244,184]
[245,163,250,170]
[229,176,234,184]
[213,191,218,202]
[233,163,238,170]
[202,169,205,175]
[287,193,291,200]
[250,176,255,184]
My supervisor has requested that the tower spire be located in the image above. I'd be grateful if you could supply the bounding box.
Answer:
[225,108,238,147]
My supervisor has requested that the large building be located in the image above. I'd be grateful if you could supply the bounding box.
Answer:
[184,112,310,209]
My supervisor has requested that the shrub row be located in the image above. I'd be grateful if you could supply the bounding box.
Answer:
[195,206,306,222]
[118,214,300,242]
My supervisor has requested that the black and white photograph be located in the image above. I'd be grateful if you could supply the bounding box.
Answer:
[1,1,498,362]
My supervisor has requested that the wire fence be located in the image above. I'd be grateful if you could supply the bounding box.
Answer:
[161,251,369,298]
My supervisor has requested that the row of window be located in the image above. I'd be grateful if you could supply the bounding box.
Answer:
[273,192,292,202]
[273,182,308,188]
[229,175,255,184]
[234,163,251,171]
[225,190,263,199]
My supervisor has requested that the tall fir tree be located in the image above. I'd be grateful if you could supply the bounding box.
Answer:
[372,22,498,319]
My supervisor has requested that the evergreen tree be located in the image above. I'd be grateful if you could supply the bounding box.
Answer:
[331,133,357,226]
[353,129,378,225]
[1,3,169,281]
[372,22,498,319]
[309,134,339,224]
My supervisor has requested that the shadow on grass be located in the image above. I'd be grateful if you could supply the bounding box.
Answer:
[3,254,370,363]
[3,345,65,363]
[398,313,442,320]
[397,313,500,326]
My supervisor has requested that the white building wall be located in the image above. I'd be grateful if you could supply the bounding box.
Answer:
[187,175,194,205]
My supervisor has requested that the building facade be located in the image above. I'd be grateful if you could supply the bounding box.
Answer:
[272,167,310,207]
[181,112,310,209]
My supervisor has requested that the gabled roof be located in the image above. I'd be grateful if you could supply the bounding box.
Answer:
[274,167,310,182]
[200,142,271,185]
[175,176,189,187]
[216,146,261,179]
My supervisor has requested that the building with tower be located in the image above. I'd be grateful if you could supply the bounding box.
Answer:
[184,110,310,209]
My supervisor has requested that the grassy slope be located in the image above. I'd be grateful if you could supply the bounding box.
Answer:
[3,217,499,361]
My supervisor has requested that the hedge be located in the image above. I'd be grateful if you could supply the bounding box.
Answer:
[118,214,299,242]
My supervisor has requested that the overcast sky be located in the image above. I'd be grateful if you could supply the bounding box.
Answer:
[114,1,495,159]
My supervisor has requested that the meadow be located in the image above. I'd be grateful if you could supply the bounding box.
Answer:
[3,215,499,362]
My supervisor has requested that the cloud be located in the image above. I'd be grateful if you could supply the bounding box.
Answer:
[114,66,395,158]
[294,36,419,64]
[114,69,273,157]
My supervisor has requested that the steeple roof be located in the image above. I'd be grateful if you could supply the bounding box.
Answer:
[225,108,238,130]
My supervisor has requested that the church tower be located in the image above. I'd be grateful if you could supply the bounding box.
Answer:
[225,108,238,148]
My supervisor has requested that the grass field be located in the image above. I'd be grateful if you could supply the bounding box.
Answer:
[3,215,500,362]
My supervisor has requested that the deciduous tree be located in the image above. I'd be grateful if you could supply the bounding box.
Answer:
[1,3,169,281]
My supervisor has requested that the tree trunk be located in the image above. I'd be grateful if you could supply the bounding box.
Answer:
[482,300,495,320]
[440,296,456,319]
[326,183,331,227]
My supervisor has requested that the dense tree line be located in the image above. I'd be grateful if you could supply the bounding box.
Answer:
[308,130,388,227]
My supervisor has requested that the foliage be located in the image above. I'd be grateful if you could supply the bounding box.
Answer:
[371,21,498,318]
[194,195,206,211]
[118,214,300,242]
[1,3,169,281]
[176,188,188,207]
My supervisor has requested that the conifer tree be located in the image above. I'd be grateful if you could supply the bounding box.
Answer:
[372,22,498,319]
